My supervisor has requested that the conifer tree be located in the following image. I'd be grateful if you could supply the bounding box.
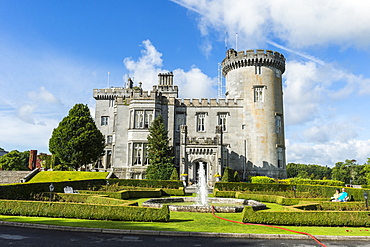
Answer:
[233,170,240,182]
[170,167,179,180]
[221,167,234,182]
[146,115,174,180]
[49,104,105,170]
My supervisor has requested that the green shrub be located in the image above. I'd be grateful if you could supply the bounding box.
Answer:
[233,171,240,182]
[170,168,179,181]
[0,200,169,222]
[250,176,274,183]
[221,167,234,182]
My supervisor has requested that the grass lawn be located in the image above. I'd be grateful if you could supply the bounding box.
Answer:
[0,199,369,237]
[28,171,109,183]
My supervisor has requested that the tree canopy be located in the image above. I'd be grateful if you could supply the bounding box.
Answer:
[145,115,174,180]
[0,150,29,171]
[287,163,332,180]
[332,159,367,185]
[49,104,105,170]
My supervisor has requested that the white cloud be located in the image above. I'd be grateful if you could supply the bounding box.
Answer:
[123,40,217,98]
[0,112,57,153]
[28,87,60,104]
[123,40,165,90]
[174,67,217,98]
[174,0,370,50]
[287,139,370,166]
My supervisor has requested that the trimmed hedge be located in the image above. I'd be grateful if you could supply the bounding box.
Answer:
[236,192,299,206]
[0,200,169,222]
[279,178,344,187]
[161,188,186,196]
[242,206,370,226]
[107,179,183,189]
[54,193,137,206]
[215,182,370,201]
[214,182,291,192]
[0,180,106,200]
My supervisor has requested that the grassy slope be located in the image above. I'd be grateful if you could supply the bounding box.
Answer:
[28,171,109,183]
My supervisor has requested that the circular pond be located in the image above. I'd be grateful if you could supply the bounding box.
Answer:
[142,197,266,213]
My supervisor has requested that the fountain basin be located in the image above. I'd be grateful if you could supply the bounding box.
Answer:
[142,197,266,213]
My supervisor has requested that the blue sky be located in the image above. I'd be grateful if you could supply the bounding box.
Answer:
[1,0,370,167]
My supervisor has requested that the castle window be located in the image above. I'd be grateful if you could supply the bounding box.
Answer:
[255,65,262,74]
[135,110,144,128]
[107,135,113,144]
[143,144,149,166]
[196,112,207,132]
[133,143,142,165]
[101,116,109,126]
[275,115,282,134]
[217,113,228,132]
[144,110,154,128]
[131,143,149,166]
[277,147,283,168]
[254,86,264,102]
[106,150,112,169]
[134,110,153,129]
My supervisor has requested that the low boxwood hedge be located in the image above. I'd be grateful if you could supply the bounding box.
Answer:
[107,179,183,189]
[242,206,370,226]
[54,193,137,206]
[0,200,169,222]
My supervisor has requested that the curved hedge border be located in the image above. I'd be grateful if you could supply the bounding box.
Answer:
[0,200,169,222]
[242,206,370,226]
[214,182,370,201]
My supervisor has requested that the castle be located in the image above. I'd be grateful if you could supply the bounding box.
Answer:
[93,49,287,184]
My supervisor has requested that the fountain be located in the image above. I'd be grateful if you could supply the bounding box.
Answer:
[195,162,208,206]
[142,162,266,213]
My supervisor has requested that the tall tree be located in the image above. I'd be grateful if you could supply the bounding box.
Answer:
[49,104,105,170]
[0,150,29,170]
[146,115,174,180]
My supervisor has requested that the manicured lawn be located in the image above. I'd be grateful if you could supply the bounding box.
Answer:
[0,198,369,237]
[0,211,369,237]
[28,171,109,183]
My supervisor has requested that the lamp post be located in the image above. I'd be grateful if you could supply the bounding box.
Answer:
[49,183,54,202]
[364,192,368,210]
[292,185,296,198]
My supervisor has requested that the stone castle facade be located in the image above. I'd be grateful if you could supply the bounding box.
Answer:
[93,49,287,184]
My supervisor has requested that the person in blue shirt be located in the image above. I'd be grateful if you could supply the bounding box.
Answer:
[337,188,349,202]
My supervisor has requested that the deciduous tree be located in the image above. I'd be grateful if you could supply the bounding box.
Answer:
[0,150,29,170]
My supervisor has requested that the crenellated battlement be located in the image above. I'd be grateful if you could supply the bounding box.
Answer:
[175,98,242,107]
[93,87,162,102]
[93,87,131,100]
[222,49,285,76]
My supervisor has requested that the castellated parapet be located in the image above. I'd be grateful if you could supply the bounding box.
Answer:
[221,49,285,76]
[175,98,242,107]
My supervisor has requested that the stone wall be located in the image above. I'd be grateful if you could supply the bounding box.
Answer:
[0,171,31,184]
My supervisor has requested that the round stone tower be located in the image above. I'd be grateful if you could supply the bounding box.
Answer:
[222,49,286,178]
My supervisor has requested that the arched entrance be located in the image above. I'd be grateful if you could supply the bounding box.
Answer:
[191,160,208,184]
